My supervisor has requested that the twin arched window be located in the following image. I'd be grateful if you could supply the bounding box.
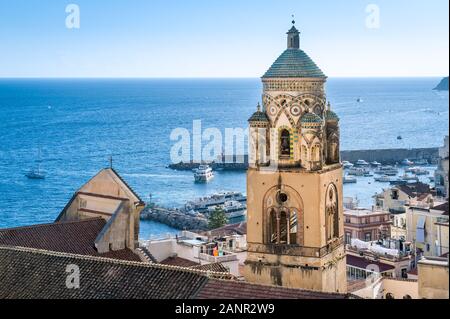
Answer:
[269,208,298,245]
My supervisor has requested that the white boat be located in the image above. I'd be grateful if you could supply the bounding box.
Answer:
[370,161,382,167]
[401,174,419,181]
[401,159,414,166]
[343,176,357,184]
[405,167,429,175]
[207,200,247,219]
[347,167,368,176]
[374,166,399,176]
[374,175,392,182]
[342,161,354,169]
[414,159,428,166]
[354,159,370,167]
[25,147,45,180]
[185,191,246,212]
[194,165,214,182]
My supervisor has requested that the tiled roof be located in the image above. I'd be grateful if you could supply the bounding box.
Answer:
[205,222,247,237]
[248,111,269,123]
[262,49,326,79]
[0,246,208,299]
[0,246,351,299]
[433,202,449,216]
[0,218,141,262]
[196,279,348,299]
[397,182,431,198]
[192,262,230,273]
[301,112,322,124]
[325,110,339,121]
[346,255,395,273]
[161,256,200,267]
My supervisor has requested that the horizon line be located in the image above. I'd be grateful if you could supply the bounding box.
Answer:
[0,75,447,80]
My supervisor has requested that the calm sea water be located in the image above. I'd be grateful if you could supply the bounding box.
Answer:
[0,78,448,239]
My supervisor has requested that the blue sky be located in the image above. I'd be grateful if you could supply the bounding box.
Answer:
[0,0,448,77]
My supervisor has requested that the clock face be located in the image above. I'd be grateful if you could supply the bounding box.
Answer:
[290,105,301,117]
[269,105,278,116]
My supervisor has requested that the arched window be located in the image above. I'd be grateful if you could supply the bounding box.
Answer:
[290,210,298,244]
[403,295,412,299]
[312,144,321,162]
[386,293,395,299]
[279,210,288,244]
[326,184,339,242]
[269,209,279,244]
[280,129,290,157]
[268,208,291,245]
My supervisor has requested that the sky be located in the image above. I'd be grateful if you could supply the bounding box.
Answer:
[0,0,448,78]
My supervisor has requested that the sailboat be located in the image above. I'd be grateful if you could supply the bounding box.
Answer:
[26,147,45,179]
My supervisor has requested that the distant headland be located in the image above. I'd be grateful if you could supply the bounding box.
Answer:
[434,77,449,91]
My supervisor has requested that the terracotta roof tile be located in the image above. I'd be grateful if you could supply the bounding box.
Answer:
[160,257,200,267]
[192,262,230,273]
[0,218,141,262]
[0,246,208,299]
[346,255,395,273]
[196,279,348,299]
[433,202,449,216]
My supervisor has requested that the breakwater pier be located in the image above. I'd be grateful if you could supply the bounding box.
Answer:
[140,205,209,231]
[168,147,439,171]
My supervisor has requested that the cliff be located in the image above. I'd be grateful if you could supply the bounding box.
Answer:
[434,77,449,91]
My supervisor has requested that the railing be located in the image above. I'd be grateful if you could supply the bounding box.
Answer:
[199,252,238,263]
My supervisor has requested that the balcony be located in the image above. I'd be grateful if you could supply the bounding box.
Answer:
[199,251,238,263]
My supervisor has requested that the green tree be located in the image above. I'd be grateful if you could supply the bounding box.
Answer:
[208,207,228,230]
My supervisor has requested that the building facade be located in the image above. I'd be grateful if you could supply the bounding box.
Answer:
[435,136,449,198]
[406,202,449,257]
[244,21,347,293]
[344,208,391,244]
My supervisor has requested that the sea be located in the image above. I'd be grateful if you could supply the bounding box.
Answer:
[0,78,448,240]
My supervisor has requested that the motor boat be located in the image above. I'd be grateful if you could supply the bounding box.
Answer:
[194,165,214,182]
[401,159,414,166]
[343,176,357,184]
[374,166,399,176]
[347,168,368,176]
[342,161,354,169]
[405,167,429,175]
[370,161,382,167]
[374,175,392,183]
[354,159,370,167]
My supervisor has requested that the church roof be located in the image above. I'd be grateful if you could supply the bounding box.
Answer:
[0,218,141,262]
[325,110,340,121]
[262,49,326,79]
[300,112,322,124]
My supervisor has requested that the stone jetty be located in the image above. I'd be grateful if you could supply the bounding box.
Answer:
[140,205,209,231]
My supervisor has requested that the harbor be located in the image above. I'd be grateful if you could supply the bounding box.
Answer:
[168,147,439,171]
[140,191,247,231]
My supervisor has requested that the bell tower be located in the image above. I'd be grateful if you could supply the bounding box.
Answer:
[244,21,347,293]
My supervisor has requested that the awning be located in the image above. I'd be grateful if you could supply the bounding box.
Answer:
[416,216,426,243]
